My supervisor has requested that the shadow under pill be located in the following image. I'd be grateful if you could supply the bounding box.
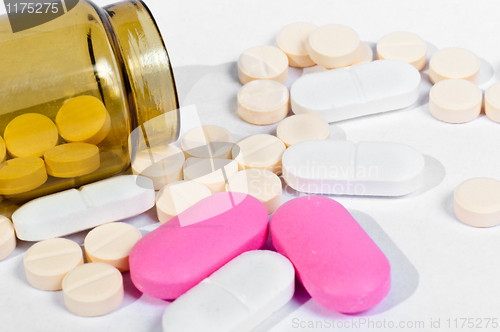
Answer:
[116,272,143,311]
[402,154,446,199]
[442,191,456,221]
[478,58,494,86]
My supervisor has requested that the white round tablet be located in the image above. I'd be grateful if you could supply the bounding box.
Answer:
[131,144,185,190]
[237,80,289,126]
[276,22,317,68]
[183,157,239,194]
[376,32,427,71]
[84,222,142,272]
[429,47,480,84]
[181,125,234,160]
[485,82,500,123]
[308,24,361,69]
[277,114,330,147]
[62,262,123,317]
[454,178,500,227]
[238,46,289,85]
[429,79,482,124]
[232,134,286,175]
[0,216,15,261]
[156,180,212,223]
[24,238,83,291]
[226,169,282,214]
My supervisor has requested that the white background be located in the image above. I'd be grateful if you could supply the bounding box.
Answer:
[2,0,500,331]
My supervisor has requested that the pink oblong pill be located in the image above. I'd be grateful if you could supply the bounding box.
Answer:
[130,192,269,300]
[270,195,390,313]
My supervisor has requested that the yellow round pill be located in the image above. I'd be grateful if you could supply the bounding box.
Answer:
[0,136,6,163]
[0,157,47,195]
[56,96,111,145]
[4,113,59,158]
[44,143,100,178]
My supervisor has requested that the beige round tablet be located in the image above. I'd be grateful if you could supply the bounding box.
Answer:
[429,47,480,84]
[232,134,286,175]
[131,144,185,190]
[226,169,282,214]
[24,238,83,291]
[237,80,289,125]
[485,82,500,123]
[351,42,373,66]
[454,178,500,227]
[429,79,482,124]
[156,180,212,223]
[277,22,317,68]
[181,126,234,160]
[238,46,289,85]
[62,262,123,317]
[308,24,361,69]
[183,157,239,194]
[376,32,427,71]
[84,222,142,272]
[277,114,330,147]
[0,216,15,261]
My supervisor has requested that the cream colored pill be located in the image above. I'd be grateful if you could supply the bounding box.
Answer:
[277,114,330,147]
[351,42,373,66]
[376,32,427,71]
[156,180,212,223]
[0,216,15,261]
[429,79,482,123]
[24,238,83,291]
[181,126,234,160]
[84,222,142,272]
[183,158,239,194]
[226,169,282,214]
[276,22,317,68]
[62,262,123,317]
[237,80,289,126]
[308,24,360,69]
[485,82,500,123]
[131,144,185,190]
[232,134,286,175]
[429,48,480,84]
[238,46,289,85]
[454,178,500,227]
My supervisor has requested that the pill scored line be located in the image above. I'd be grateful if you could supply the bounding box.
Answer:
[25,247,81,263]
[91,227,138,254]
[65,268,117,294]
[202,278,253,312]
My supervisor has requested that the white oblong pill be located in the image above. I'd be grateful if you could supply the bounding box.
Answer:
[24,238,83,291]
[156,180,212,223]
[131,144,185,190]
[276,22,317,68]
[12,175,155,241]
[377,31,427,71]
[232,134,286,175]
[308,24,361,69]
[238,46,289,85]
[429,79,482,124]
[291,59,421,123]
[282,140,425,196]
[226,169,282,214]
[181,126,234,160]
[485,82,500,123]
[0,215,15,261]
[84,222,142,272]
[276,114,330,147]
[183,157,239,194]
[454,178,500,228]
[237,80,289,126]
[162,250,294,332]
[62,262,123,317]
[429,47,480,84]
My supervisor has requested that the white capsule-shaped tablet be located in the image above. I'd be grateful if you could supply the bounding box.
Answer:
[162,250,295,332]
[291,59,421,123]
[282,140,425,196]
[12,175,155,241]
[454,178,500,228]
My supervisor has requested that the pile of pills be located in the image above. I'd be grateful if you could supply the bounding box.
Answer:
[0,20,499,332]
[0,95,110,195]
